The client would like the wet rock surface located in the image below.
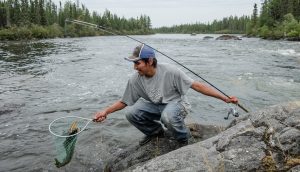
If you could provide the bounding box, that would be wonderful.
[106,101,300,171]
[216,35,242,40]
[105,121,223,172]
[203,36,214,40]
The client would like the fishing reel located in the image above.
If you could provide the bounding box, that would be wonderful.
[224,105,239,120]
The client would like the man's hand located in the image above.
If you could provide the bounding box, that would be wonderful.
[93,110,108,122]
[224,96,238,104]
[191,82,239,104]
[92,101,127,123]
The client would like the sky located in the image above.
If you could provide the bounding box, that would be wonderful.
[56,0,262,27]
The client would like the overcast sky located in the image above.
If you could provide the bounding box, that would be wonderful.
[56,0,262,27]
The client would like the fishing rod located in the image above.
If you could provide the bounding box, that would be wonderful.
[65,19,249,114]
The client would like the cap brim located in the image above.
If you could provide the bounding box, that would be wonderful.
[124,56,141,62]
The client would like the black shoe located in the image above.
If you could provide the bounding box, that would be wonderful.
[177,139,188,148]
[139,130,165,146]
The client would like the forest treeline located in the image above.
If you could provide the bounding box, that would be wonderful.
[0,0,153,40]
[155,0,300,40]
[153,16,250,34]
[247,0,300,40]
[0,0,299,40]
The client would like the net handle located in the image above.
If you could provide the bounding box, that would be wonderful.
[48,116,93,138]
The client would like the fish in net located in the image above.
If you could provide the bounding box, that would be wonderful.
[49,116,93,168]
[54,121,79,168]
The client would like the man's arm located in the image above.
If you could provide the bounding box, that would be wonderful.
[191,81,238,103]
[93,100,127,122]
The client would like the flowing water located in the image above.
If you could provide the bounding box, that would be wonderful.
[0,34,300,171]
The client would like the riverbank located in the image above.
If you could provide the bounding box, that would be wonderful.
[109,101,300,171]
[244,34,300,42]
[1,27,298,42]
[0,24,154,41]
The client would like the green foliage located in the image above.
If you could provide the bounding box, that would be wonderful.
[0,28,16,40]
[154,15,250,34]
[30,24,49,38]
[0,6,7,27]
[252,3,258,27]
[259,25,272,38]
[287,30,299,37]
[249,0,300,40]
[0,26,33,40]
[281,13,300,37]
[273,28,284,39]
[46,24,64,38]
[63,24,77,37]
[247,3,259,36]
[0,24,64,40]
[16,26,33,39]
[0,0,152,40]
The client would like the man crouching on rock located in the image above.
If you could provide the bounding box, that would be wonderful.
[93,44,238,146]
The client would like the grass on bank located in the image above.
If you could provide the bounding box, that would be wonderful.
[0,24,64,40]
[0,24,154,40]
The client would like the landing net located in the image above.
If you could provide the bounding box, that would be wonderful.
[49,116,92,168]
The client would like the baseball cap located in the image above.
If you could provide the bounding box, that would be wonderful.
[124,44,155,62]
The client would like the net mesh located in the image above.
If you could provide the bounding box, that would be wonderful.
[54,131,78,168]
[50,117,91,168]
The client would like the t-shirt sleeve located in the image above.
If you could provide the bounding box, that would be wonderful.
[121,80,140,106]
[174,69,194,95]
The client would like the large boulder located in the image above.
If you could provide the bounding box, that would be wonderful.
[105,121,223,171]
[107,101,300,171]
[216,35,242,40]
[203,36,214,40]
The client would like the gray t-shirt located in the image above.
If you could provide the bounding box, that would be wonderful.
[121,63,194,109]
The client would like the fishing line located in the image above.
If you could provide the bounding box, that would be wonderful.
[65,19,249,113]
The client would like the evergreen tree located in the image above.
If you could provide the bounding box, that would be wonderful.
[39,0,47,25]
[20,0,30,25]
[0,0,153,39]
[252,3,258,27]
[250,0,300,39]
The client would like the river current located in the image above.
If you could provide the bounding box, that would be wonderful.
[0,34,300,171]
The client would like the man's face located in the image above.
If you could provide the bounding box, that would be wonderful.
[133,59,150,76]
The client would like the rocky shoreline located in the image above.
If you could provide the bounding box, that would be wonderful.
[106,101,300,171]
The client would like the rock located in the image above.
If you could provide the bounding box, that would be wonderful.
[110,101,300,172]
[289,165,300,172]
[216,35,242,40]
[203,36,214,40]
[277,127,300,155]
[186,123,223,140]
[105,116,224,171]
[285,37,300,41]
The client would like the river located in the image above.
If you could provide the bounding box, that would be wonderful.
[0,34,300,171]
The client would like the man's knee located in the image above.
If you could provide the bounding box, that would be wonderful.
[160,112,170,125]
[125,108,136,122]
[125,106,143,122]
[161,111,182,128]
[161,111,188,140]
[162,105,183,120]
